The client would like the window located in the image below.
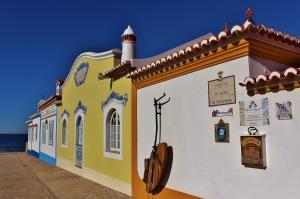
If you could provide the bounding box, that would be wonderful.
[76,116,83,146]
[74,102,86,168]
[42,122,46,144]
[74,108,85,168]
[62,119,67,146]
[31,128,34,142]
[103,103,123,160]
[61,111,69,147]
[107,109,120,153]
[102,93,126,160]
[49,120,54,146]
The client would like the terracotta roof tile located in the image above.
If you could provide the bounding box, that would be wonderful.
[127,19,300,79]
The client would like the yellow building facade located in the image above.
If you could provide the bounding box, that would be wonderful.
[57,26,135,194]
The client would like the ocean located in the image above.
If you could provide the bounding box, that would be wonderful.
[0,134,27,152]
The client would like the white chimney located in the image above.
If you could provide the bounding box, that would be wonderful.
[121,25,136,62]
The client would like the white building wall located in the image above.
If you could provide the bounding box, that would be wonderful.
[40,105,57,158]
[137,56,300,199]
[31,117,40,153]
[27,125,32,151]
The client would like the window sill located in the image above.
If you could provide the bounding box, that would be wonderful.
[61,144,68,148]
[104,151,122,160]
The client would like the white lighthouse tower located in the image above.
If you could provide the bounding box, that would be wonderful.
[121,25,136,62]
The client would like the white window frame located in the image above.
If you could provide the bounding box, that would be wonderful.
[103,99,123,160]
[61,113,69,147]
[74,109,85,168]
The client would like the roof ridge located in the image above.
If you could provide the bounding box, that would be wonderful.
[127,19,300,79]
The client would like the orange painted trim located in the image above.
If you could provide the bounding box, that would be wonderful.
[134,40,250,89]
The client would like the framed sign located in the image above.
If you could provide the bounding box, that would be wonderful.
[239,98,269,126]
[215,119,230,143]
[241,135,266,169]
[275,101,292,120]
[208,75,236,107]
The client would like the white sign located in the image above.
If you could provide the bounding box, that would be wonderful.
[240,98,269,126]
[276,101,292,120]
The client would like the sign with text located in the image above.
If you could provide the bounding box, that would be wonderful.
[239,98,269,126]
[241,135,266,169]
[208,75,236,107]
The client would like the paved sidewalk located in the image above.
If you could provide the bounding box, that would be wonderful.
[0,152,131,199]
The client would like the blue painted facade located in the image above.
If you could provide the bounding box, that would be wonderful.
[39,152,56,166]
[28,149,39,158]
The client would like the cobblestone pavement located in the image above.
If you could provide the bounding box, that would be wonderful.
[0,152,132,199]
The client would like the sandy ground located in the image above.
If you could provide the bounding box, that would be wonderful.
[0,152,131,199]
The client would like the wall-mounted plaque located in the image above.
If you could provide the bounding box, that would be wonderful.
[215,119,230,143]
[74,62,89,87]
[212,108,233,117]
[241,135,266,169]
[275,101,292,120]
[208,75,236,107]
[239,98,269,126]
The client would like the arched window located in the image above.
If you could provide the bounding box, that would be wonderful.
[102,92,127,160]
[107,109,120,153]
[76,116,83,146]
[74,102,86,168]
[62,119,67,146]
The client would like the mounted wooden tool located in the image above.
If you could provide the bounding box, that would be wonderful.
[143,93,173,195]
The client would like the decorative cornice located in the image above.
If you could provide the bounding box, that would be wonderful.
[101,91,128,110]
[74,101,87,114]
[61,109,70,118]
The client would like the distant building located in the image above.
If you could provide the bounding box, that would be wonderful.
[37,80,63,166]
[27,112,40,157]
[26,119,33,152]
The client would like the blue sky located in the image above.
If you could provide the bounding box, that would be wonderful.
[0,0,299,133]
